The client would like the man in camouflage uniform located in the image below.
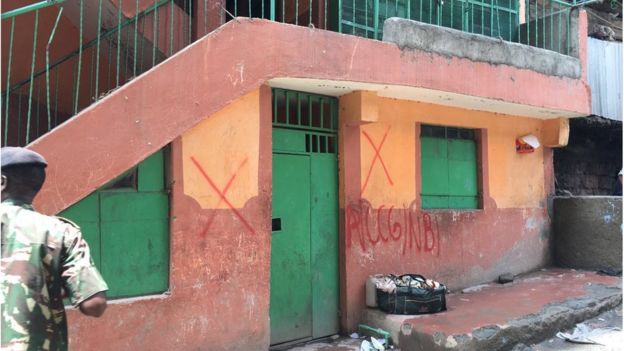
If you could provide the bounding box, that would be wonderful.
[1,147,108,350]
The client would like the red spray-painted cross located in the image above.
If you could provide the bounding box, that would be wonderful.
[190,156,256,237]
[361,126,394,195]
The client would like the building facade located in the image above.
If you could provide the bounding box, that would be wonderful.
[1,0,592,349]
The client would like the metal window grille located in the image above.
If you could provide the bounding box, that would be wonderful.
[272,89,338,134]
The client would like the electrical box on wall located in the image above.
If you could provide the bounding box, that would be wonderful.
[516,134,540,153]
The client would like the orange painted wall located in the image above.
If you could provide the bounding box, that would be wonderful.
[340,93,557,331]
[181,91,260,209]
[359,98,548,209]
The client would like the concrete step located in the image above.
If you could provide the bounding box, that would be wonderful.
[362,268,622,351]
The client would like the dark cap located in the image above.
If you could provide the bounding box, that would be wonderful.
[1,147,47,169]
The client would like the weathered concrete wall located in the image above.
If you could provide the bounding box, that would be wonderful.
[66,88,273,351]
[554,116,622,195]
[382,17,581,78]
[339,92,558,331]
[553,196,622,270]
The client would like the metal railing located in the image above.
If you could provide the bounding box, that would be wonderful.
[1,0,336,147]
[339,0,519,40]
[224,0,334,29]
[339,0,594,55]
[1,0,594,147]
[519,0,588,56]
[1,0,193,146]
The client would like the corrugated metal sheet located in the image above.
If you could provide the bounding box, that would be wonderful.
[587,38,622,121]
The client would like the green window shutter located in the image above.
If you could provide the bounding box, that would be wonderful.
[138,150,165,192]
[448,196,479,209]
[421,136,449,209]
[448,139,478,197]
[421,126,479,209]
[422,195,450,209]
[60,192,101,267]
[58,149,169,300]
[99,192,169,298]
[421,136,450,195]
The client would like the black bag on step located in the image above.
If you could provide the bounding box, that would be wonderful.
[376,274,447,315]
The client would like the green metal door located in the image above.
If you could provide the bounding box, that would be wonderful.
[271,89,339,345]
[310,153,339,337]
[271,153,312,344]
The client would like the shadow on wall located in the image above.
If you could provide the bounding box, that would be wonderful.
[554,116,622,196]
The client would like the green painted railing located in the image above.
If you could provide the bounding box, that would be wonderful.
[1,0,595,147]
[340,0,519,41]
[519,0,589,56]
[224,0,334,29]
[338,0,595,54]
[2,0,195,146]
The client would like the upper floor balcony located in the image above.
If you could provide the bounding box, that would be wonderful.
[2,0,592,147]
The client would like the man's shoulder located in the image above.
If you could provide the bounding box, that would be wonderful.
[54,216,80,229]
[1,202,42,222]
[1,203,80,234]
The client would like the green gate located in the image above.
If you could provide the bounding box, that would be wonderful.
[270,89,339,345]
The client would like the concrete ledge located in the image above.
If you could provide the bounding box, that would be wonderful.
[382,17,582,79]
[362,269,621,350]
[554,196,622,270]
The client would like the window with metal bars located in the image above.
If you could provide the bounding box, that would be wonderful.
[420,124,480,209]
[272,89,338,155]
[272,89,338,133]
[305,132,337,153]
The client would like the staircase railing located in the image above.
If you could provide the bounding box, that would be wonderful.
[1,0,193,147]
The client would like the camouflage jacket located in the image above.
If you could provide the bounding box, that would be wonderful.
[1,199,108,351]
